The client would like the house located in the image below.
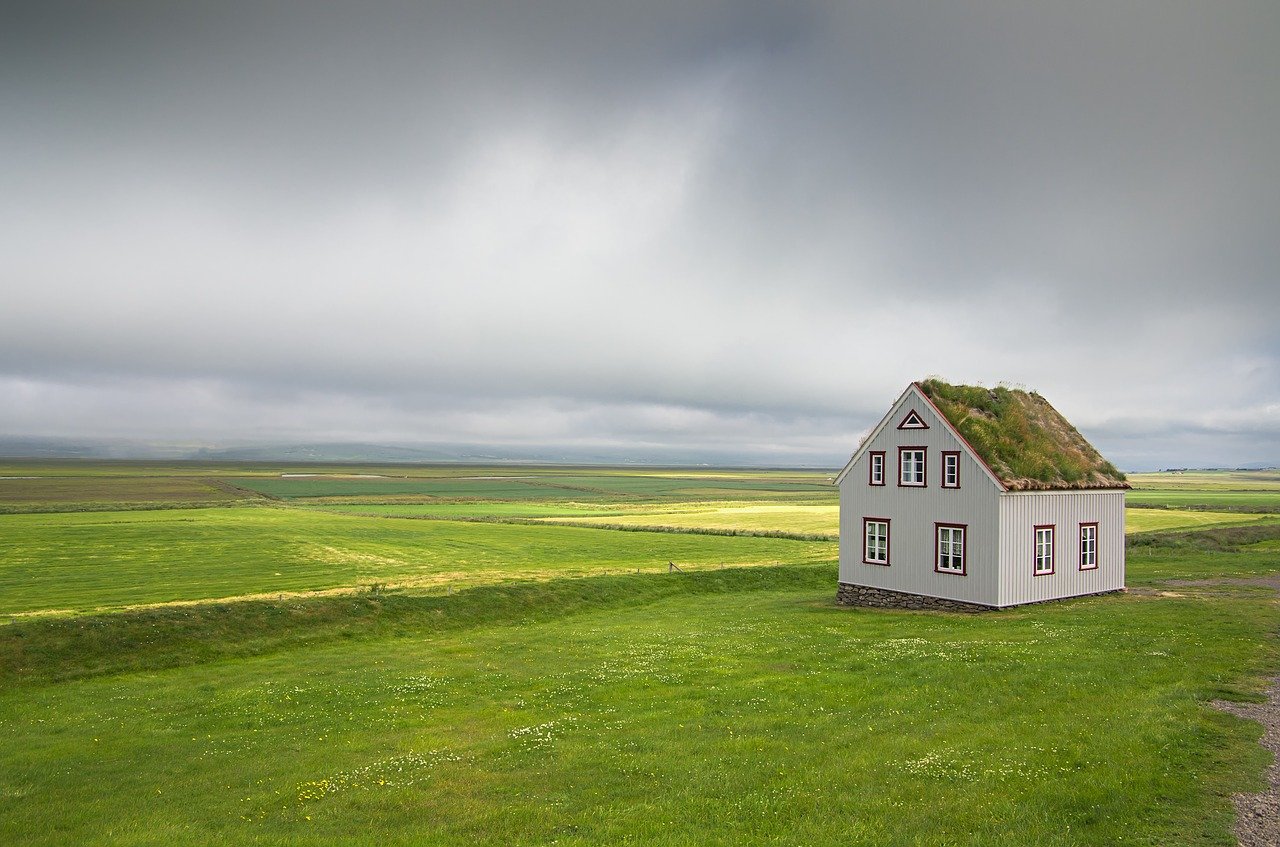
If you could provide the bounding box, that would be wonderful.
[835,380,1129,610]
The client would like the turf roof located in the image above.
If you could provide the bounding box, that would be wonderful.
[917,379,1129,491]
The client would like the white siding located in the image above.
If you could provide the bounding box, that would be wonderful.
[996,491,1126,607]
[839,389,1003,606]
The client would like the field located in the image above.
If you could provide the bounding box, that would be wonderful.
[1,462,1278,845]
[0,507,834,619]
[1128,471,1280,513]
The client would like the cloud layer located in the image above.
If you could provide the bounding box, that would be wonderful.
[3,2,1278,467]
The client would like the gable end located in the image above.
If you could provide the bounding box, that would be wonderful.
[834,383,1006,492]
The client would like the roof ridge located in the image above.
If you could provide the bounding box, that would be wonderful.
[915,379,1129,491]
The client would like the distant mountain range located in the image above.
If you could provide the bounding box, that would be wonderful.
[0,436,836,469]
[1161,462,1279,472]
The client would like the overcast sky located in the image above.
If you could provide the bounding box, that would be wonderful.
[2,2,1277,468]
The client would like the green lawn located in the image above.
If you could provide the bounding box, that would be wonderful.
[1,536,1276,846]
[1,463,1278,845]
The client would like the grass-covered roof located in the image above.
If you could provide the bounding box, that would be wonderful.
[917,379,1128,491]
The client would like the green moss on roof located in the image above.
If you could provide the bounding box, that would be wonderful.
[917,379,1128,491]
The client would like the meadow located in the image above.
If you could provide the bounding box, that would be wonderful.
[0,462,1277,845]
[1127,471,1280,513]
[0,507,834,619]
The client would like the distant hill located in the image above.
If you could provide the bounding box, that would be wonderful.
[1159,464,1280,472]
[189,442,468,463]
[0,436,836,468]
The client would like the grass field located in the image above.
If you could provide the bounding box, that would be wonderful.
[231,472,834,502]
[0,475,254,511]
[1,462,1278,845]
[1127,470,1280,513]
[1,531,1277,845]
[1124,508,1277,534]
[0,506,835,619]
[1126,489,1280,511]
[1128,470,1280,490]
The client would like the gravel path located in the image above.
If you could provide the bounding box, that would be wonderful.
[1213,680,1280,847]
[1153,574,1280,844]
[1199,572,1280,845]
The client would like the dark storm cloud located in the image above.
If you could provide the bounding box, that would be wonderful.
[2,2,1277,467]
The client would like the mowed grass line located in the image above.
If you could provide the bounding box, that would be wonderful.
[0,506,836,618]
[0,554,1275,846]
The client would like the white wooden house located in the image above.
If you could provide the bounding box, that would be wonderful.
[835,380,1128,610]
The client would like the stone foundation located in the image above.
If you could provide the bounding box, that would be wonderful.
[836,582,994,613]
[836,582,1126,612]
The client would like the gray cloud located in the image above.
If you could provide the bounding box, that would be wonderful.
[2,2,1278,468]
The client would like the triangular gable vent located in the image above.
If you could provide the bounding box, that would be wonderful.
[897,409,929,429]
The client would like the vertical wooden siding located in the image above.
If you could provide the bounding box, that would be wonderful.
[996,491,1126,606]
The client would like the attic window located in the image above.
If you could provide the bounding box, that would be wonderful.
[897,409,928,429]
[898,447,926,487]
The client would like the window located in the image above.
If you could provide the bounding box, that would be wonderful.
[935,523,966,574]
[863,518,890,565]
[898,447,926,487]
[1079,523,1098,570]
[941,451,960,488]
[1034,526,1055,575]
[897,409,929,429]
[869,451,886,486]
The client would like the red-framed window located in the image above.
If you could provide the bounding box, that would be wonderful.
[941,451,960,489]
[869,451,886,486]
[898,447,926,487]
[863,518,890,565]
[1034,525,1055,575]
[1079,522,1098,570]
[935,522,967,575]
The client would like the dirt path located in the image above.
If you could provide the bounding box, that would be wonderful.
[1213,680,1280,847]
[1193,575,1280,846]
